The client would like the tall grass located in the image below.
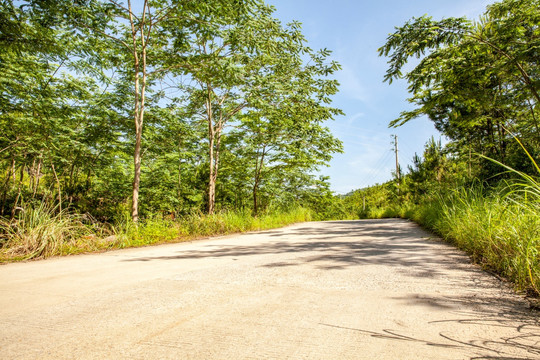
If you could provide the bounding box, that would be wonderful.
[399,172,540,296]
[0,203,101,260]
[116,207,311,248]
[433,187,537,295]
[0,206,311,262]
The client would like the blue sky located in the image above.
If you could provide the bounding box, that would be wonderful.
[266,0,494,194]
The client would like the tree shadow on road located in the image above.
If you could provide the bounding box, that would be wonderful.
[320,320,539,360]
[321,289,540,359]
[123,218,540,358]
[124,219,475,281]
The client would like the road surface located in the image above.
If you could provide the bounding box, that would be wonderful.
[1,219,539,359]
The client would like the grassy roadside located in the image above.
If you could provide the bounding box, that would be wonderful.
[362,188,540,298]
[0,206,311,263]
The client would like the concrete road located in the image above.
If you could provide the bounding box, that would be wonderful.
[1,219,539,359]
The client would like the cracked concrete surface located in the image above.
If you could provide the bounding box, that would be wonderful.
[1,219,539,359]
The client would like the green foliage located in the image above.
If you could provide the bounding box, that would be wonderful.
[0,205,312,262]
[0,0,343,224]
[172,6,343,214]
[343,182,399,219]
[300,176,350,220]
[346,150,540,296]
[379,0,540,177]
[0,0,346,261]
[408,183,539,296]
[372,0,540,295]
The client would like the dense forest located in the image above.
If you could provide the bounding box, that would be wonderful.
[0,0,538,297]
[0,0,343,221]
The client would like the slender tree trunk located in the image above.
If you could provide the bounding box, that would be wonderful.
[33,153,43,197]
[128,0,148,222]
[211,131,222,214]
[178,136,183,202]
[252,185,258,215]
[496,121,506,161]
[51,163,62,212]
[208,132,222,215]
[11,165,24,220]
[29,157,36,194]
[253,152,260,215]
[132,123,142,222]
[252,146,266,215]
[206,83,217,215]
[207,120,215,214]
[11,157,16,183]
[208,179,216,214]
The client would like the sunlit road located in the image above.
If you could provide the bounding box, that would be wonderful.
[1,219,538,359]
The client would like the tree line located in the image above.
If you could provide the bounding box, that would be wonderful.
[0,0,343,222]
[342,0,539,295]
[378,0,539,183]
[347,0,539,213]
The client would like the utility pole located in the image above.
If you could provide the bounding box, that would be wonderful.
[392,134,401,197]
[393,135,400,184]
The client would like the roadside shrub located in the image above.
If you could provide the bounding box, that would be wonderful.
[0,203,98,260]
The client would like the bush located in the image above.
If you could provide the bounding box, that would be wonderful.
[0,203,105,260]
[0,206,312,262]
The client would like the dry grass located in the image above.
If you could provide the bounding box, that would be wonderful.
[0,206,311,262]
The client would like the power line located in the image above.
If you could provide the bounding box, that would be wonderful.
[358,149,394,189]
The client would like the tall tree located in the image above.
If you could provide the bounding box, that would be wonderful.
[0,0,345,221]
[379,0,540,173]
[178,8,343,214]
[59,0,256,220]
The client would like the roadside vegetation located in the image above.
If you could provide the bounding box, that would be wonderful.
[0,1,341,261]
[343,147,540,297]
[0,205,311,262]
[1,0,538,301]
[344,0,540,297]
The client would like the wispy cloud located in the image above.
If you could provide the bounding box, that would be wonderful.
[454,0,493,18]
[347,112,365,124]
[335,65,369,102]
